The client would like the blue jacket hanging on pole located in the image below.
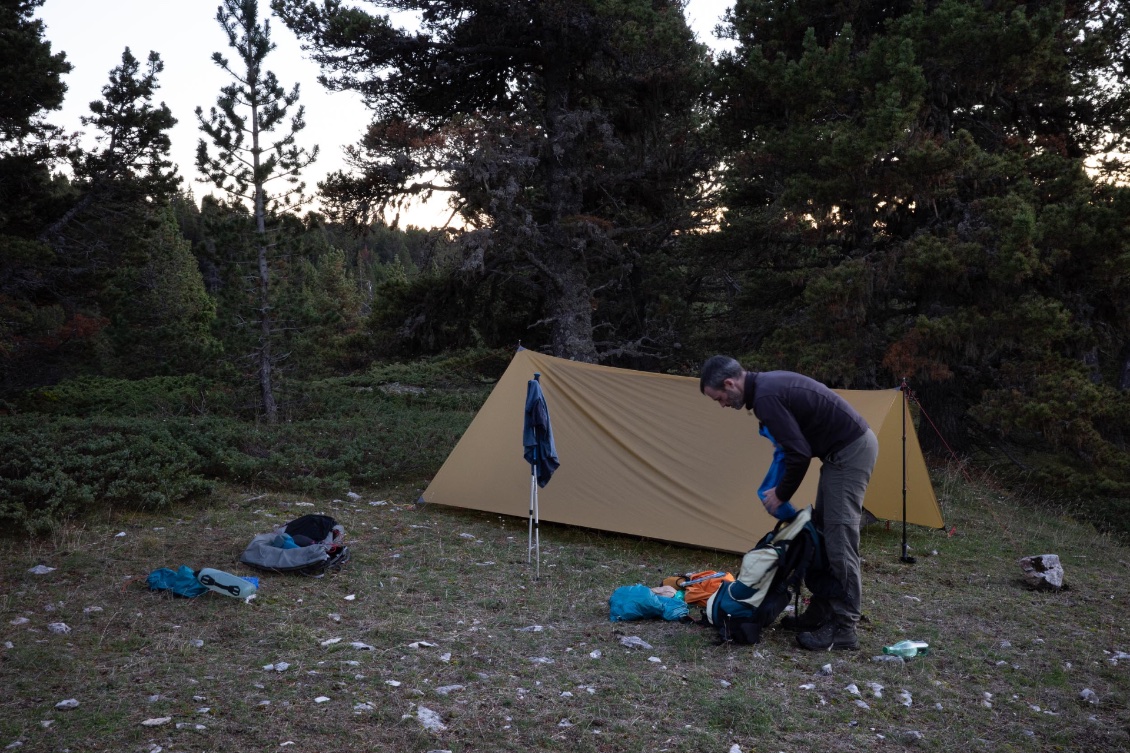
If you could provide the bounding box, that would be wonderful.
[523,376,560,487]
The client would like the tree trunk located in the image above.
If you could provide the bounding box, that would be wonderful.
[548,264,598,362]
[252,92,277,423]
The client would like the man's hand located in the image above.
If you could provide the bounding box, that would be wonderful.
[762,487,783,514]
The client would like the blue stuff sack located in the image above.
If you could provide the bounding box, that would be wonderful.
[609,584,689,622]
[147,565,209,598]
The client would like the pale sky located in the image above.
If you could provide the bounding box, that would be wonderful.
[35,0,735,228]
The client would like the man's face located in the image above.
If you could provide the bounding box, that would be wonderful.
[703,377,744,410]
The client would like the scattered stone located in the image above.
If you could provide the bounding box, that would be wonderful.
[314,696,331,703]
[47,623,70,635]
[350,642,374,651]
[54,699,79,710]
[1000,640,1012,649]
[845,684,861,696]
[557,719,573,727]
[619,636,652,649]
[589,650,602,659]
[529,657,554,665]
[409,641,438,649]
[140,717,171,727]
[346,492,361,500]
[29,565,55,575]
[1079,688,1099,705]
[515,625,544,632]
[872,655,904,664]
[819,664,833,676]
[344,594,356,601]
[385,680,401,687]
[867,682,884,698]
[854,699,870,709]
[648,656,662,663]
[729,746,743,753]
[328,613,342,622]
[902,730,925,742]
[435,685,464,696]
[898,689,913,707]
[190,640,204,648]
[264,662,290,672]
[439,652,452,663]
[83,606,103,614]
[408,705,446,733]
[115,532,126,538]
[799,683,816,691]
[9,617,28,626]
[720,680,731,688]
[1018,554,1064,590]
[320,637,342,647]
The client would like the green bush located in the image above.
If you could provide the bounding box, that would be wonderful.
[0,417,213,535]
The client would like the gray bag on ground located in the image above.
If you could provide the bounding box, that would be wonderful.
[239,514,350,575]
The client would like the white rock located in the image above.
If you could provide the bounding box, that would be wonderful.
[115,532,126,538]
[459,533,476,539]
[530,657,554,665]
[386,680,402,687]
[648,656,662,663]
[729,746,743,753]
[47,623,70,635]
[82,606,103,614]
[54,699,79,710]
[558,719,573,727]
[320,637,342,647]
[819,663,833,676]
[354,702,375,712]
[589,650,602,659]
[10,617,28,626]
[350,642,374,650]
[347,492,361,499]
[1018,554,1064,590]
[140,717,171,726]
[344,594,356,601]
[867,682,884,698]
[411,705,446,732]
[845,684,860,696]
[898,690,912,707]
[439,652,451,662]
[435,685,464,695]
[409,641,438,649]
[369,500,388,506]
[855,699,871,709]
[515,625,544,632]
[314,696,331,703]
[28,566,55,575]
[872,655,904,664]
[1080,688,1099,704]
[799,683,816,690]
[328,613,342,622]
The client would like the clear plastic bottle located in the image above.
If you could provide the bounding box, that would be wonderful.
[882,639,930,658]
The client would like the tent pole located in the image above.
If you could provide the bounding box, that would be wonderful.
[900,377,916,564]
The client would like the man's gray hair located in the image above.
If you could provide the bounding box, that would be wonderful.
[699,355,743,393]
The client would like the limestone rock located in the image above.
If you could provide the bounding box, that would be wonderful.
[1018,554,1064,590]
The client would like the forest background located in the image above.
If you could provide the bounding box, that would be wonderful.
[1,0,1129,537]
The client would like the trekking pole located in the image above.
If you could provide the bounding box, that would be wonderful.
[900,377,916,564]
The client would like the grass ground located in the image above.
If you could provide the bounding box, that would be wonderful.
[1,468,1127,753]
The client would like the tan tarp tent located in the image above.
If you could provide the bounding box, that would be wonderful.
[422,349,944,554]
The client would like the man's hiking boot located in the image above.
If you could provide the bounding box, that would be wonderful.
[797,619,858,651]
[780,599,831,631]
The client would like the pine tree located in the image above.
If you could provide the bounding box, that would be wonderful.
[196,0,318,422]
[711,0,1130,499]
[273,0,711,363]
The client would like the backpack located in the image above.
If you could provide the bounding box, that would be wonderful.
[239,514,351,575]
[702,506,841,645]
